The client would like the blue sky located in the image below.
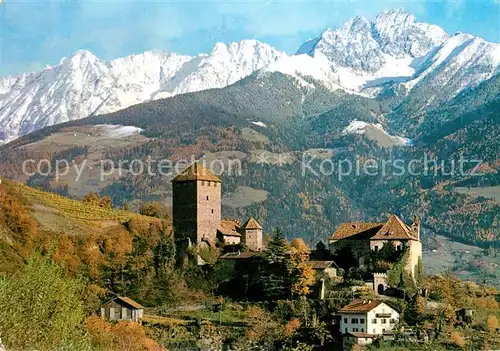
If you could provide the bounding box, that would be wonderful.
[0,0,499,76]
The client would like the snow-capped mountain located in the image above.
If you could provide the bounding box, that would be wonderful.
[1,8,499,143]
[0,40,285,142]
[295,8,499,95]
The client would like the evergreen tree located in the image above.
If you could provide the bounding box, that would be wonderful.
[260,228,290,300]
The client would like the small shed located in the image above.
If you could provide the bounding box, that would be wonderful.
[306,260,338,278]
[100,296,144,322]
[456,308,474,323]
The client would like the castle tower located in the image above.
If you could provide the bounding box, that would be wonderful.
[241,217,263,251]
[171,162,221,245]
[411,215,420,240]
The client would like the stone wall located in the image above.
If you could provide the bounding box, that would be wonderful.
[172,181,198,244]
[172,179,221,244]
[242,228,262,251]
[196,180,221,243]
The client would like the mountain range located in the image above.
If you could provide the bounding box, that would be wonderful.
[0,8,498,265]
[1,8,499,143]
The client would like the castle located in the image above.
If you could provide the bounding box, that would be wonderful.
[171,162,263,254]
[328,214,423,281]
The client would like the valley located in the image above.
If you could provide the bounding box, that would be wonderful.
[0,6,498,350]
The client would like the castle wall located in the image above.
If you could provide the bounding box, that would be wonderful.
[224,235,241,245]
[243,228,263,251]
[196,180,221,243]
[172,181,198,244]
[406,240,422,278]
[373,273,388,294]
[329,239,370,263]
[370,240,404,251]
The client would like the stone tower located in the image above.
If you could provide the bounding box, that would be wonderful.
[241,217,263,251]
[171,162,221,245]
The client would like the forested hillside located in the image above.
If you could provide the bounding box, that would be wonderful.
[0,72,498,250]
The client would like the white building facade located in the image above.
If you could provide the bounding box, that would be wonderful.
[339,300,399,338]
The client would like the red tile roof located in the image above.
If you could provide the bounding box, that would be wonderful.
[329,222,383,240]
[339,299,385,313]
[329,215,418,241]
[241,217,262,230]
[218,219,241,237]
[172,162,221,182]
[370,214,417,241]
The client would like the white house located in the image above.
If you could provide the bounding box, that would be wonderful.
[339,299,400,347]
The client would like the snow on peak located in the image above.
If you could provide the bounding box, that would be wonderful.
[0,10,497,144]
[261,54,340,90]
[298,8,449,73]
[0,40,285,142]
[342,120,412,146]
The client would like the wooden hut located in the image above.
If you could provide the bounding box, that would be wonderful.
[100,296,144,322]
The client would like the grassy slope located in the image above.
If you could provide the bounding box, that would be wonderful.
[0,178,172,275]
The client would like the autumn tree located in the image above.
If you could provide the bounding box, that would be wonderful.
[82,190,100,206]
[99,196,112,209]
[290,238,315,297]
[290,238,310,266]
[451,331,466,349]
[487,314,498,333]
[86,316,162,351]
[291,263,316,297]
[139,201,169,219]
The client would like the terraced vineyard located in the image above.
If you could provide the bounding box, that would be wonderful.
[9,181,132,220]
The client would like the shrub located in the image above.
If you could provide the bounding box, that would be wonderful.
[0,253,89,350]
[451,331,465,349]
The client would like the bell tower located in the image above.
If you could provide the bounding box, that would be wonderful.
[171,162,221,245]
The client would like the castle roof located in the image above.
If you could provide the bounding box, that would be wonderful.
[218,219,241,237]
[241,216,262,230]
[330,222,384,240]
[329,214,418,241]
[370,214,417,241]
[171,162,221,182]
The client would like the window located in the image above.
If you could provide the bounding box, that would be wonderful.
[382,319,387,324]
[374,246,379,251]
[353,328,358,332]
[351,318,358,324]
[360,319,365,324]
[361,328,364,332]
[345,328,348,333]
[206,196,209,200]
[201,181,205,186]
[344,318,348,324]
[373,329,376,334]
[211,209,214,214]
[207,181,211,186]
[390,319,396,324]
[214,182,217,187]
[372,319,377,324]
